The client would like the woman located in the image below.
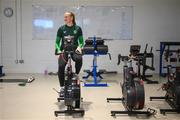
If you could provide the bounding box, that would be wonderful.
[55,12,84,96]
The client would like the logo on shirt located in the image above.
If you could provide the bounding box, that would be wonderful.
[73,30,77,34]
[63,31,66,34]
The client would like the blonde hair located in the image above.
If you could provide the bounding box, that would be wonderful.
[65,11,76,25]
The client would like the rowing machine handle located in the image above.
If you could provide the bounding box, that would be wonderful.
[150,47,153,53]
[144,44,148,53]
[107,53,112,60]
[117,54,121,65]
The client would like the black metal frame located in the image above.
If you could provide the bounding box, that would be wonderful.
[0,66,5,77]
[107,98,155,117]
[54,105,85,117]
[150,96,180,114]
[150,50,180,115]
[137,45,158,84]
[55,97,84,116]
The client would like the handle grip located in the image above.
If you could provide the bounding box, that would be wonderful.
[117,54,122,65]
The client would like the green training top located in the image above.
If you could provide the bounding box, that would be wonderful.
[55,24,84,55]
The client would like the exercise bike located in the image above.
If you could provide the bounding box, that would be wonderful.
[150,48,180,115]
[54,36,85,117]
[107,46,156,117]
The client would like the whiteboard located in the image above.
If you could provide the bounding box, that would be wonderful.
[32,5,133,40]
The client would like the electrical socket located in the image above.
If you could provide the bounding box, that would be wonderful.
[15,60,19,64]
[19,60,24,64]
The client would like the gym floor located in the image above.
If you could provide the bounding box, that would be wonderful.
[0,73,180,120]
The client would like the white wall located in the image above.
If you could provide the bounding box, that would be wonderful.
[0,0,2,65]
[178,0,180,36]
[0,0,180,73]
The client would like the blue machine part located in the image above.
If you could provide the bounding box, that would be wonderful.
[83,36,108,87]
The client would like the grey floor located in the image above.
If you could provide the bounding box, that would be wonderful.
[0,73,180,120]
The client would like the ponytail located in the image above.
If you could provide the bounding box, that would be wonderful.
[71,12,76,25]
